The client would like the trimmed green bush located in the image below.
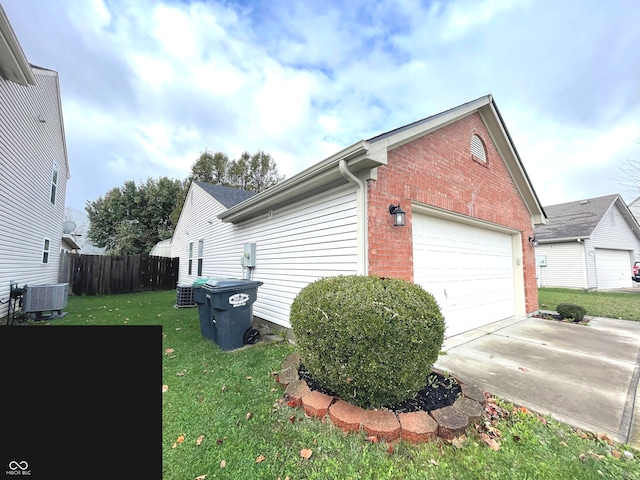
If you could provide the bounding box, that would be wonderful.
[290,275,445,409]
[556,303,587,322]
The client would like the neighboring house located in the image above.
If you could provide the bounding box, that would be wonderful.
[171,95,547,337]
[61,234,81,253]
[630,196,640,224]
[534,194,640,290]
[0,6,70,320]
[149,238,173,257]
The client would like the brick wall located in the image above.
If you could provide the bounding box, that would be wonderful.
[367,112,539,314]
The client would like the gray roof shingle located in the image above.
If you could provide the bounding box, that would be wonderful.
[534,194,619,241]
[194,181,256,209]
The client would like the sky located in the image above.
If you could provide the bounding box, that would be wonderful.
[4,0,640,225]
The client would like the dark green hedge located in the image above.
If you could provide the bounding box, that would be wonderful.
[290,275,445,409]
[556,303,587,322]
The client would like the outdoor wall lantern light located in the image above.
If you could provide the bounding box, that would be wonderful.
[528,235,539,248]
[389,204,406,227]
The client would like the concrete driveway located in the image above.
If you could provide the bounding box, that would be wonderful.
[434,315,640,446]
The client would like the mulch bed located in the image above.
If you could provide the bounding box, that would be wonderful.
[298,364,462,413]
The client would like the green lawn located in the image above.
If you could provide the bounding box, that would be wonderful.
[538,288,640,321]
[39,290,640,479]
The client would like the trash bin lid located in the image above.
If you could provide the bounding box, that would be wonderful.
[192,277,211,287]
[202,279,263,291]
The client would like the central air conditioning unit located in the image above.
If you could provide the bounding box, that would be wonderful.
[22,283,69,319]
[175,283,196,308]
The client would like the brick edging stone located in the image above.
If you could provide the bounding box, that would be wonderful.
[277,353,488,444]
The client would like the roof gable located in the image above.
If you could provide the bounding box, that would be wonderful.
[218,95,546,225]
[535,194,640,241]
[194,181,256,209]
[0,5,35,85]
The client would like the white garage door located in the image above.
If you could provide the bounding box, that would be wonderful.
[595,249,631,289]
[413,214,516,337]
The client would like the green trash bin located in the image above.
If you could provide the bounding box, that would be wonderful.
[201,279,263,351]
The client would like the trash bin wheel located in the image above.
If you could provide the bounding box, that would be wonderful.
[243,328,260,345]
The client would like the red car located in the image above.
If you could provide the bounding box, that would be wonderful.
[633,261,640,282]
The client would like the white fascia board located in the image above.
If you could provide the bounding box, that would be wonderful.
[479,101,547,226]
[613,196,640,241]
[218,140,383,223]
[367,95,492,155]
[0,6,36,85]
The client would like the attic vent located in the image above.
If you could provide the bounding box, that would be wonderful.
[579,200,589,205]
[470,134,486,162]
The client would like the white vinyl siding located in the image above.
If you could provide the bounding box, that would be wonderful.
[536,242,587,289]
[0,68,69,320]
[171,183,358,327]
[412,213,517,337]
[585,203,640,289]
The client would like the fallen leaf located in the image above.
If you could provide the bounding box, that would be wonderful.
[171,443,177,449]
[196,435,204,446]
[579,453,587,462]
[612,450,621,458]
[387,445,394,455]
[176,371,185,377]
[289,415,296,424]
[366,435,379,443]
[575,428,589,440]
[162,385,169,393]
[196,475,207,480]
[518,406,529,414]
[221,385,227,392]
[220,460,226,468]
[287,400,298,408]
[597,433,613,445]
[429,459,439,466]
[216,437,227,445]
[176,434,185,443]
[165,348,175,355]
[256,454,266,463]
[300,448,313,459]
[246,376,253,380]
[246,412,252,420]
[451,435,466,449]
[589,451,605,461]
[481,433,500,451]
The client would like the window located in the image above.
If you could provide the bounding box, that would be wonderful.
[470,134,487,163]
[50,163,59,204]
[197,239,204,276]
[188,242,193,275]
[42,238,51,263]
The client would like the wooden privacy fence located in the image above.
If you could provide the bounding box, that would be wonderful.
[59,252,179,296]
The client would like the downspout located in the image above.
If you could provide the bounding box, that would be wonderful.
[339,159,367,275]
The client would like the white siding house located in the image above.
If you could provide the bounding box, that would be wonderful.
[630,196,640,224]
[0,6,70,320]
[172,95,547,336]
[172,181,358,326]
[535,194,640,290]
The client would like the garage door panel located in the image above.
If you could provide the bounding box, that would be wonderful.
[595,249,631,289]
[413,214,516,337]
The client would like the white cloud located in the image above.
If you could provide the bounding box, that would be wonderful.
[3,0,640,210]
